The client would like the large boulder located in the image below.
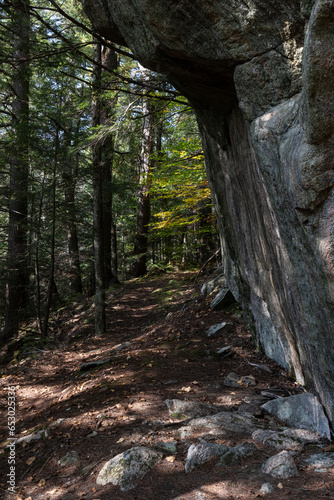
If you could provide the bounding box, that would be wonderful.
[261,393,331,439]
[178,410,267,439]
[83,0,334,429]
[96,446,163,490]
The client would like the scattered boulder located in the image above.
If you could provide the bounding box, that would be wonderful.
[260,482,275,494]
[165,399,223,419]
[223,372,256,388]
[216,346,232,356]
[13,419,68,446]
[14,429,48,445]
[155,441,178,454]
[262,450,299,478]
[58,450,80,467]
[247,361,273,373]
[185,442,230,473]
[303,452,334,469]
[200,270,226,297]
[217,441,257,466]
[210,288,236,311]
[96,446,163,490]
[238,396,267,416]
[86,431,97,438]
[253,428,322,452]
[261,393,331,439]
[207,322,232,339]
[179,411,266,439]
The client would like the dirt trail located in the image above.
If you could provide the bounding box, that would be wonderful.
[1,272,333,499]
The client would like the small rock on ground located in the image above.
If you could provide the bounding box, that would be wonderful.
[165,399,222,419]
[262,450,299,478]
[96,446,163,491]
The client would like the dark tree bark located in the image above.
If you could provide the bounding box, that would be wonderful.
[63,135,83,295]
[92,40,106,335]
[33,171,46,335]
[3,0,30,342]
[42,125,59,337]
[101,46,119,286]
[132,72,154,277]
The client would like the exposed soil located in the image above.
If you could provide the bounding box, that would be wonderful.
[1,270,334,499]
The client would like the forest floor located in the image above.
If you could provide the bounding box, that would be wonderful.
[1,270,334,500]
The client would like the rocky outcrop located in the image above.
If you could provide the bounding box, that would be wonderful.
[83,0,334,428]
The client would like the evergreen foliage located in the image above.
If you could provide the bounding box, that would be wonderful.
[0,0,217,340]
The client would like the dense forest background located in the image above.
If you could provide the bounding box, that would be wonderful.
[0,0,218,341]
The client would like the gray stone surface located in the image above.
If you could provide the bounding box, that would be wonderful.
[262,450,299,478]
[83,0,334,428]
[14,429,48,445]
[260,482,275,494]
[96,446,163,490]
[253,427,322,451]
[179,411,266,439]
[224,372,256,388]
[155,441,177,454]
[234,42,303,121]
[185,442,230,473]
[261,393,331,439]
[303,452,334,469]
[217,442,257,466]
[216,346,232,356]
[201,272,226,296]
[58,451,80,467]
[165,399,222,419]
[207,322,231,338]
[210,289,236,311]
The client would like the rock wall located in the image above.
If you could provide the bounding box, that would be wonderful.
[83,0,334,428]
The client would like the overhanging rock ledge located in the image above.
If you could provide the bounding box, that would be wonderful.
[82,0,334,430]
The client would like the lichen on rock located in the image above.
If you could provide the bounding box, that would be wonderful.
[96,446,163,490]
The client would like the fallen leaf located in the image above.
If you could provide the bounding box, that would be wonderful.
[26,457,35,466]
[38,478,46,487]
[117,437,125,443]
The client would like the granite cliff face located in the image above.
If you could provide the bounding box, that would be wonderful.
[83,0,334,428]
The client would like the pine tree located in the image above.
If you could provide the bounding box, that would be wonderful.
[3,0,30,341]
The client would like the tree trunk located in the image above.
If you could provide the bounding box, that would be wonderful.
[33,171,46,335]
[63,145,83,295]
[92,40,106,335]
[132,73,154,277]
[42,125,58,337]
[101,47,119,286]
[3,0,30,342]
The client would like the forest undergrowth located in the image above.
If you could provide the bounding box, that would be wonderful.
[0,270,332,500]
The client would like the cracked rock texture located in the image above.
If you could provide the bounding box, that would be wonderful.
[83,0,334,428]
